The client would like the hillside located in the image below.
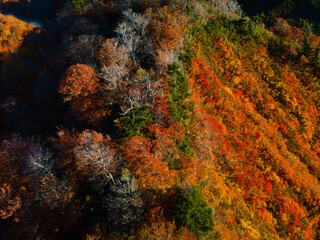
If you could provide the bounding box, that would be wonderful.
[0,0,320,239]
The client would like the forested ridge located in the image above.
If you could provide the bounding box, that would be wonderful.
[0,0,320,239]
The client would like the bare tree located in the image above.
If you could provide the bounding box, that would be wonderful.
[99,9,158,113]
[100,169,143,233]
[66,35,104,70]
[115,21,140,60]
[26,147,73,207]
[99,38,131,89]
[123,9,150,37]
[73,131,122,188]
[27,148,55,179]
[155,48,179,68]
[210,0,242,16]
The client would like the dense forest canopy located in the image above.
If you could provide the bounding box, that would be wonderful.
[0,0,320,239]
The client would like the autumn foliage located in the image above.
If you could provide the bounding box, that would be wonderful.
[0,13,34,59]
[59,64,111,125]
[1,0,320,239]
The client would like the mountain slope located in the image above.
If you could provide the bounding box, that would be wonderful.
[0,0,319,239]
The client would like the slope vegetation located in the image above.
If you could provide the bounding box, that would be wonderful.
[0,0,319,239]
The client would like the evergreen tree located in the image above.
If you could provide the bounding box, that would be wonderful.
[302,38,313,59]
[116,104,153,138]
[168,62,194,123]
[175,186,214,238]
[313,43,320,68]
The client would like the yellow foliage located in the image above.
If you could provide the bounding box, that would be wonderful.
[0,13,35,58]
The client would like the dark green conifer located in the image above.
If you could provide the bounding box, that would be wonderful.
[313,43,320,68]
[175,186,214,238]
[302,39,313,59]
[168,62,194,123]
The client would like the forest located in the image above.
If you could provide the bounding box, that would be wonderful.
[0,0,320,239]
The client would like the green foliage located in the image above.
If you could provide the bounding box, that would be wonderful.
[168,62,194,124]
[267,36,286,58]
[251,13,266,24]
[72,0,87,9]
[186,3,192,15]
[203,16,235,39]
[302,38,312,58]
[175,185,214,238]
[178,135,195,158]
[234,17,255,36]
[116,104,153,138]
[167,134,196,171]
[270,0,295,18]
[71,0,104,13]
[298,18,312,37]
[312,43,320,68]
[198,15,268,45]
[180,42,196,66]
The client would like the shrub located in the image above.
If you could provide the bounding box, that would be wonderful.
[116,103,153,138]
[168,62,194,124]
[175,185,214,238]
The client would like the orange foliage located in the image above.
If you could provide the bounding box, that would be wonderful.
[140,189,196,240]
[70,94,110,126]
[272,18,304,44]
[55,129,119,184]
[59,64,99,101]
[310,34,320,48]
[98,38,132,87]
[147,6,187,66]
[121,136,176,190]
[148,6,187,51]
[145,221,195,240]
[179,17,320,238]
[0,183,21,220]
[59,64,110,125]
[2,3,320,239]
[0,13,34,58]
